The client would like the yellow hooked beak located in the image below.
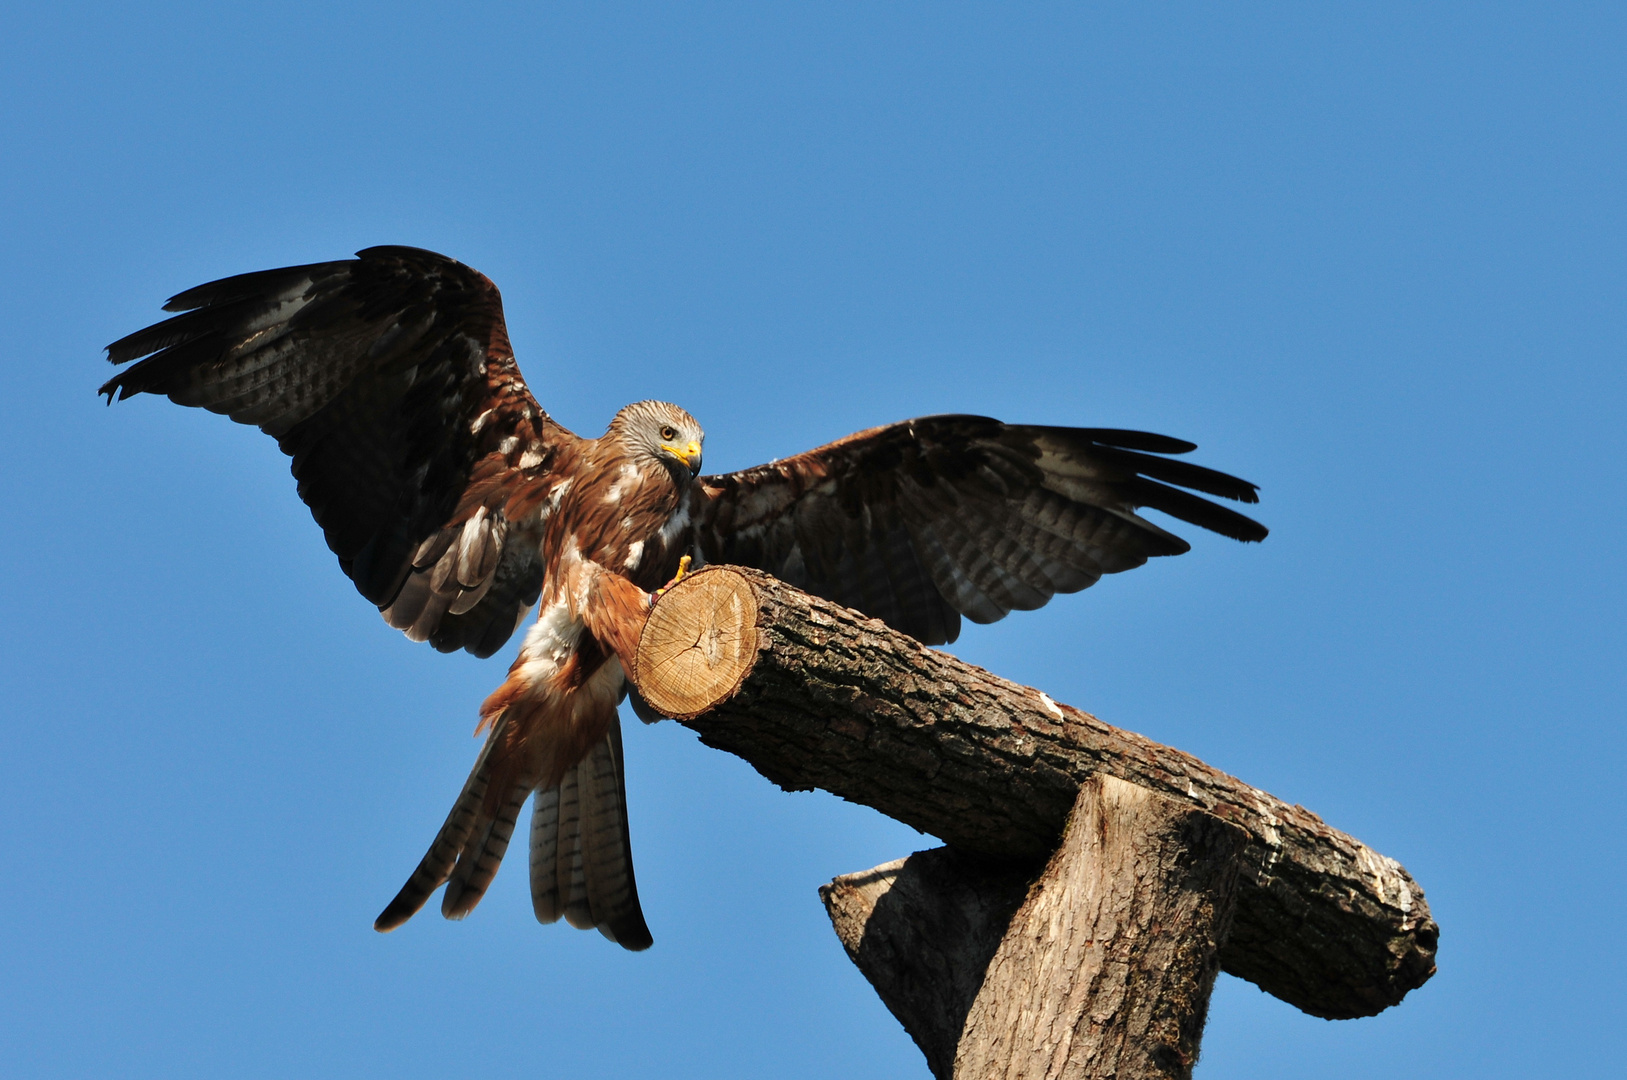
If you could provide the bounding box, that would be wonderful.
[663,440,703,474]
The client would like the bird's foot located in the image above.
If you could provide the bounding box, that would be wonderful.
[650,555,692,606]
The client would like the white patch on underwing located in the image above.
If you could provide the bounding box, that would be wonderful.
[460,336,486,375]
[498,436,520,455]
[623,540,644,570]
[518,448,544,470]
[469,407,495,434]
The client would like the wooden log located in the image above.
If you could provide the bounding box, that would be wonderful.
[633,566,1438,1020]
[823,776,1249,1080]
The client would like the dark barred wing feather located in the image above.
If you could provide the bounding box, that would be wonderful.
[101,246,573,657]
[693,415,1266,646]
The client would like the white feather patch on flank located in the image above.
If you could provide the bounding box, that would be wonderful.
[498,435,520,455]
[517,448,544,470]
[602,461,640,504]
[469,407,496,434]
[517,599,583,681]
[623,540,644,570]
[516,541,589,681]
[549,479,573,510]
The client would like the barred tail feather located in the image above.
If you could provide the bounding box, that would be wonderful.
[530,765,583,925]
[441,776,532,920]
[530,716,653,950]
[374,716,504,932]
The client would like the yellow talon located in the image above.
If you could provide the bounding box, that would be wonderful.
[649,555,693,609]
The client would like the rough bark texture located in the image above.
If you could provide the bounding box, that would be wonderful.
[955,775,1246,1079]
[634,567,1438,1020]
[823,777,1247,1080]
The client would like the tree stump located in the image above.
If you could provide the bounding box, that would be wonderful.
[954,776,1246,1079]
[823,775,1248,1080]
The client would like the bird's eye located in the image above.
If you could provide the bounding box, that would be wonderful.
[660,425,677,441]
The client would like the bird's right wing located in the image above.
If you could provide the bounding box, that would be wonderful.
[101,246,576,657]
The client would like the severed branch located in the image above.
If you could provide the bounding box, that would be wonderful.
[630,566,1438,1022]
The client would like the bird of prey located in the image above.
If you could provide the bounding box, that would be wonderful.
[101,246,1267,951]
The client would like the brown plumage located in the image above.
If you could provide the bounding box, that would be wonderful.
[102,246,1268,950]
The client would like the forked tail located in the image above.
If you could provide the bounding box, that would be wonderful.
[374,712,652,950]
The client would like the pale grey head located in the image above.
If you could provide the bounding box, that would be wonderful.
[606,400,705,480]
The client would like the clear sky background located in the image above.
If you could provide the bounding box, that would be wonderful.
[2,4,1622,1077]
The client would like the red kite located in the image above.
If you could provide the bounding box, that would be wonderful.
[102,246,1267,950]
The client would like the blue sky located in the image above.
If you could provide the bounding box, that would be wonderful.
[2,3,1622,1077]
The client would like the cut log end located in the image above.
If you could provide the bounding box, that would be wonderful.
[636,567,761,719]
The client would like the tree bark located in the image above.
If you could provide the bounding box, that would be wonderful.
[634,566,1437,1021]
[823,776,1248,1080]
[962,774,1244,1078]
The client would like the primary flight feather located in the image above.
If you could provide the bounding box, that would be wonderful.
[102,245,1267,949]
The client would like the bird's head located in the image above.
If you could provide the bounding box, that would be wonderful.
[609,400,705,479]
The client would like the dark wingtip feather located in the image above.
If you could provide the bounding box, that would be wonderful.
[1094,445,1262,505]
[1126,477,1270,543]
[354,244,453,262]
[159,259,338,313]
[1074,428,1198,455]
[104,316,186,364]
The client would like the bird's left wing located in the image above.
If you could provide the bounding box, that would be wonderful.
[691,415,1267,646]
[102,246,576,657]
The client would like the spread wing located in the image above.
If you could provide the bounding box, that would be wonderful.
[692,415,1268,646]
[101,246,576,658]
